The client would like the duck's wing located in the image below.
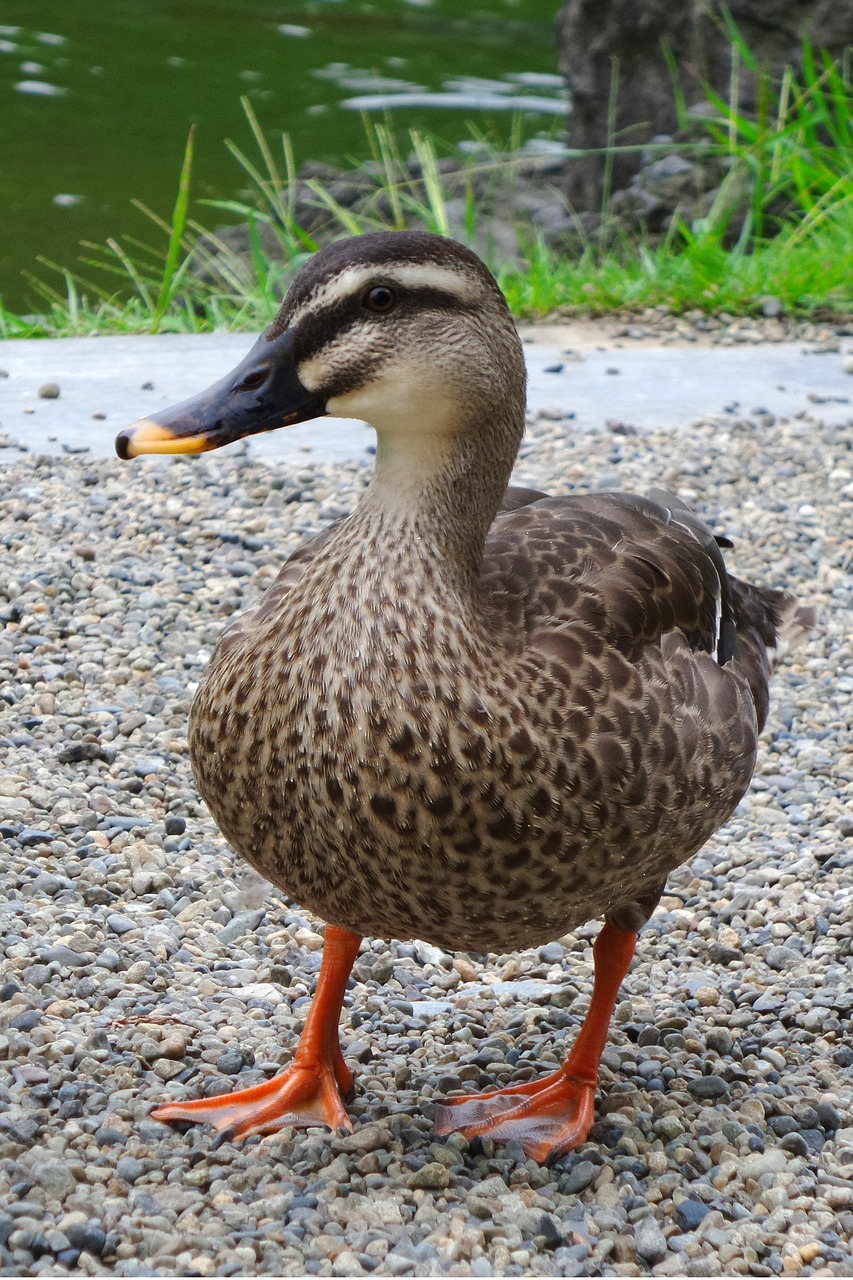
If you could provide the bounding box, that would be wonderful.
[482,489,813,936]
[500,484,549,513]
[483,489,806,727]
[485,490,728,652]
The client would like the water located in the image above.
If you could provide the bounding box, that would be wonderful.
[0,1,563,311]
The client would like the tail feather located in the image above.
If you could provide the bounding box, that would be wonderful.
[769,593,818,661]
[644,489,816,727]
[729,580,816,730]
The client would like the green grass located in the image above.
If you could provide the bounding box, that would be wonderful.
[502,216,853,318]
[1,26,851,339]
[685,19,853,247]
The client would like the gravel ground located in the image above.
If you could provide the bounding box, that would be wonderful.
[580,312,853,349]
[1,387,852,1278]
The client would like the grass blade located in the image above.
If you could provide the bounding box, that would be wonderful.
[105,238,154,311]
[409,131,450,236]
[304,180,365,236]
[150,125,195,332]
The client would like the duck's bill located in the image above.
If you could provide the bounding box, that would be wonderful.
[115,330,325,460]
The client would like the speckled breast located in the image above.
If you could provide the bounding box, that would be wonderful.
[186,603,756,954]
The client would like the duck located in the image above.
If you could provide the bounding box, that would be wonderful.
[115,230,811,1163]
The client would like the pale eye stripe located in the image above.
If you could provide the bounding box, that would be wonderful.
[287,261,479,327]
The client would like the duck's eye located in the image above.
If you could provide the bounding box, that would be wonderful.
[363,285,397,314]
[237,369,269,392]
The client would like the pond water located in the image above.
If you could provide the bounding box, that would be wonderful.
[1,1,564,311]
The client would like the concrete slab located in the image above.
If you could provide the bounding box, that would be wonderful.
[0,327,850,465]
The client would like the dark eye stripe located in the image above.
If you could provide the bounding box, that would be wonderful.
[291,285,472,364]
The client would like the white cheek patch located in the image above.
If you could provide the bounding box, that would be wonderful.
[326,366,457,438]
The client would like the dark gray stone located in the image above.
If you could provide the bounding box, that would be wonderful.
[709,944,744,965]
[753,993,785,1013]
[779,1132,809,1156]
[218,909,265,945]
[675,1199,711,1232]
[535,1213,563,1249]
[66,1224,106,1256]
[705,1027,733,1056]
[39,945,91,968]
[216,1049,247,1075]
[561,1159,597,1194]
[17,828,54,848]
[687,1075,730,1102]
[106,914,136,935]
[801,1128,825,1153]
[102,815,151,832]
[766,945,800,971]
[816,1100,843,1131]
[56,742,114,765]
[770,1116,800,1137]
[28,873,64,896]
[115,1156,144,1184]
[10,1009,41,1031]
[94,1127,126,1147]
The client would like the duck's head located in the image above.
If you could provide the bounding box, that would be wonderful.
[115,231,525,463]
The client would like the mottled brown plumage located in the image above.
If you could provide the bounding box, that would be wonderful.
[117,231,811,1158]
[189,485,779,952]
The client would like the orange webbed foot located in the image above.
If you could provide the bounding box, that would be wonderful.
[434,921,638,1165]
[152,924,362,1142]
[433,1067,595,1164]
[152,1056,354,1140]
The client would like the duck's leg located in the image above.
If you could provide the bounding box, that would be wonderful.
[151,925,362,1140]
[433,922,636,1164]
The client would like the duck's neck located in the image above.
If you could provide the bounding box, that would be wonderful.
[353,401,524,595]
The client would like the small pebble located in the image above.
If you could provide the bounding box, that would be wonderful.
[408,1162,450,1190]
[766,944,801,971]
[635,1216,668,1264]
[561,1160,596,1194]
[675,1199,710,1232]
[687,1075,730,1102]
[159,1032,188,1060]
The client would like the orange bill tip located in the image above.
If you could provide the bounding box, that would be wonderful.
[116,419,212,459]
